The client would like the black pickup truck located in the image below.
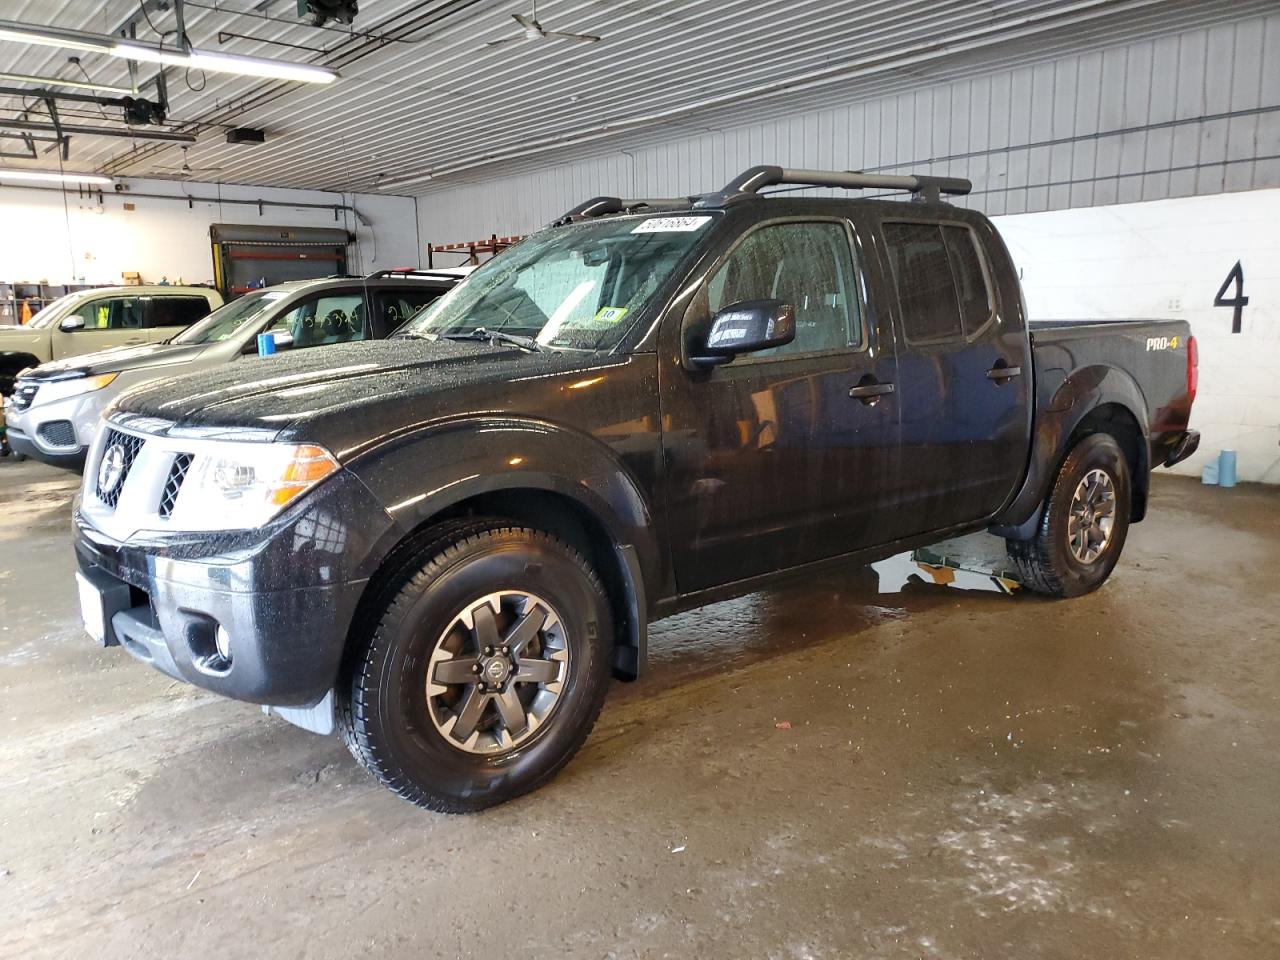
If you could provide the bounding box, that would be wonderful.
[73,166,1199,812]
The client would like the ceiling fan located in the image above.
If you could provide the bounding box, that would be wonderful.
[153,145,223,181]
[487,1,601,46]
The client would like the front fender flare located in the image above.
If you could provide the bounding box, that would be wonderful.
[345,415,662,608]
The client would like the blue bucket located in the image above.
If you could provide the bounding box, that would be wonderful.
[1218,449,1237,488]
[257,332,277,357]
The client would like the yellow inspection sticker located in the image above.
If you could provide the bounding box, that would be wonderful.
[594,306,629,324]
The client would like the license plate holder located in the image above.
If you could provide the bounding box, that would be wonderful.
[76,568,131,647]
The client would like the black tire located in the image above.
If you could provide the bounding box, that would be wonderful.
[339,520,613,813]
[1007,433,1132,598]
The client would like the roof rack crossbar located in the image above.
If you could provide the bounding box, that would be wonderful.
[550,195,699,226]
[712,165,972,204]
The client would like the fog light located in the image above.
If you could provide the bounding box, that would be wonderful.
[215,625,232,661]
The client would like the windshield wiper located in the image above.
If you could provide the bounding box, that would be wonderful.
[438,327,545,352]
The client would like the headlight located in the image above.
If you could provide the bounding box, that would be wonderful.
[30,372,118,405]
[166,441,340,531]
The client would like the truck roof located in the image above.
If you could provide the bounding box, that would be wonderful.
[550,164,973,227]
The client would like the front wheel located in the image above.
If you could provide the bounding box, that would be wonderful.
[340,521,613,813]
[1007,433,1132,598]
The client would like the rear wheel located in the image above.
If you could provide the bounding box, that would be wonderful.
[1007,433,1131,598]
[340,521,612,812]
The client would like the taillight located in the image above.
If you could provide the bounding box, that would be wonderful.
[1186,335,1198,405]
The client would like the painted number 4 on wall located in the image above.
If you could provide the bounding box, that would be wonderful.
[1213,260,1249,334]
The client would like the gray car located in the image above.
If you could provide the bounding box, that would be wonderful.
[5,272,464,468]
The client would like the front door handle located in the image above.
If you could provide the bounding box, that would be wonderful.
[986,362,1022,383]
[848,378,895,405]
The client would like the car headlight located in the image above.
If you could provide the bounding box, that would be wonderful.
[30,372,118,405]
[166,441,340,531]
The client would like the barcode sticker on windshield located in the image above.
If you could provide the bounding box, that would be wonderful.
[632,216,712,234]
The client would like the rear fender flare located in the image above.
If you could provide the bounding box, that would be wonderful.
[991,365,1150,536]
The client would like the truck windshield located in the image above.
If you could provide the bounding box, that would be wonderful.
[173,290,288,345]
[401,213,715,351]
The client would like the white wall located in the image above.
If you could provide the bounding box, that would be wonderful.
[0,177,420,287]
[996,189,1280,483]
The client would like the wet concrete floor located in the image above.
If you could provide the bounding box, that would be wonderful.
[1,457,1278,959]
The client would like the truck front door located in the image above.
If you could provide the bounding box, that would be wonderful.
[877,218,1033,534]
[660,218,901,593]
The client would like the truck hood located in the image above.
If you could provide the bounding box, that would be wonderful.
[113,337,614,451]
[0,326,49,358]
[21,342,210,379]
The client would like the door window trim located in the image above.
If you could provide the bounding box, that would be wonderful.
[693,215,872,365]
[880,217,997,346]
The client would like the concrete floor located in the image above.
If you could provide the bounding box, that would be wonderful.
[2,457,1278,960]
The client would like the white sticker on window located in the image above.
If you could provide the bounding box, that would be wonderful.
[632,216,712,234]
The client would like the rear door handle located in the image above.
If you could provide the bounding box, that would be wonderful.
[986,364,1022,382]
[848,380,895,404]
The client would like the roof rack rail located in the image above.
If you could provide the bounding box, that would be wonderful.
[705,165,972,205]
[549,195,698,227]
[363,268,465,280]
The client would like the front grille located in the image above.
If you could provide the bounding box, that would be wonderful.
[37,419,77,448]
[158,453,194,518]
[95,428,146,509]
[11,382,38,411]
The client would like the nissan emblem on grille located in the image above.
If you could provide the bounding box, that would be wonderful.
[98,444,127,496]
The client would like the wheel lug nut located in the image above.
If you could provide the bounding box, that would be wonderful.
[471,664,481,673]
[501,646,510,655]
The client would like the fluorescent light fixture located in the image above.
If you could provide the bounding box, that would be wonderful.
[111,41,338,84]
[0,168,112,185]
[0,71,135,95]
[0,22,336,85]
[0,25,107,54]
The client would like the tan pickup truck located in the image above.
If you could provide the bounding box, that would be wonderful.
[0,285,222,392]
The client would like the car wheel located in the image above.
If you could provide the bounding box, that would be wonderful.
[1006,433,1131,598]
[340,520,613,812]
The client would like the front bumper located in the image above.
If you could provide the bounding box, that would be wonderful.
[4,389,105,468]
[73,470,399,706]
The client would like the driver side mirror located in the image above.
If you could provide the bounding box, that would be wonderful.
[690,299,795,368]
[59,316,85,332]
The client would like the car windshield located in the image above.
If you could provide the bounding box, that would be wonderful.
[172,290,289,344]
[26,293,87,329]
[400,213,716,351]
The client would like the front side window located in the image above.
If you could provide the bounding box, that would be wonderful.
[706,221,862,358]
[69,297,145,331]
[376,287,450,332]
[263,292,366,348]
[402,214,715,351]
[173,290,289,345]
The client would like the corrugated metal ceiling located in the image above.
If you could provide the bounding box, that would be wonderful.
[0,0,1271,195]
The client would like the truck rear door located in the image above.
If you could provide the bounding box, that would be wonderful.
[876,217,1032,533]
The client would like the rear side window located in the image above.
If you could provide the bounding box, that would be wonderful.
[148,296,211,329]
[942,227,992,335]
[882,222,993,343]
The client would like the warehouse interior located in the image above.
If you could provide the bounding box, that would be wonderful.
[1,2,1278,957]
